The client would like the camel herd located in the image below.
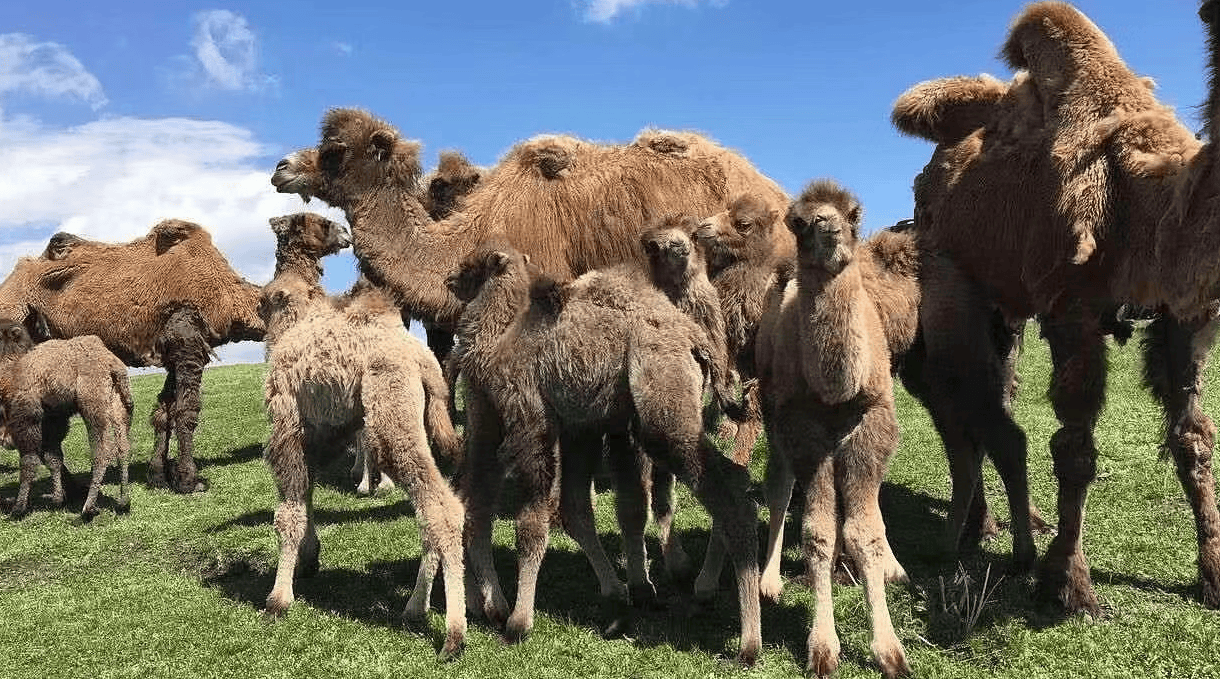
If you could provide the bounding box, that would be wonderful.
[4,2,1220,677]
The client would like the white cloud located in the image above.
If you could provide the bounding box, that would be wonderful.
[332,41,354,57]
[0,34,107,109]
[0,110,351,367]
[583,0,726,23]
[189,10,274,92]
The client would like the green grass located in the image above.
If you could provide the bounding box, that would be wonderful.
[2,328,1220,678]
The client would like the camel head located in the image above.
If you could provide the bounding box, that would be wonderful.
[641,215,701,283]
[447,240,528,304]
[259,272,325,330]
[0,318,34,361]
[786,179,862,274]
[269,212,352,261]
[423,150,484,220]
[272,108,424,212]
[694,194,781,277]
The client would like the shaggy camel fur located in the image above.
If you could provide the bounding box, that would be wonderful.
[0,320,133,520]
[259,223,466,660]
[0,220,264,494]
[446,243,762,665]
[893,1,1220,614]
[271,109,792,361]
[753,180,909,678]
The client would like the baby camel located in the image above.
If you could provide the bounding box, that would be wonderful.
[259,213,467,660]
[0,319,133,520]
[447,242,762,665]
[755,180,909,678]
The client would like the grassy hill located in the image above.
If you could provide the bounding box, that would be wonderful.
[1,327,1218,679]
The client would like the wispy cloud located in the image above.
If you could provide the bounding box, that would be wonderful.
[332,41,354,57]
[0,34,107,109]
[583,0,726,23]
[189,9,275,92]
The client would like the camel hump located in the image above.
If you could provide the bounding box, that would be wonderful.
[867,229,920,281]
[151,219,205,254]
[1001,2,1116,73]
[634,129,694,156]
[891,75,1009,145]
[436,150,478,179]
[511,135,581,180]
[42,232,89,261]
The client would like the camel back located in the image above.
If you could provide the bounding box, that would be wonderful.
[0,220,264,366]
[902,3,1200,315]
[449,130,791,281]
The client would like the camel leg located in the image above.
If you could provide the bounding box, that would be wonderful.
[459,390,509,626]
[424,322,455,367]
[264,397,320,616]
[170,347,208,494]
[761,430,795,601]
[558,430,632,635]
[363,388,467,661]
[80,419,112,520]
[8,409,43,518]
[729,379,763,466]
[690,446,762,666]
[604,431,661,609]
[147,368,175,489]
[39,413,77,506]
[837,406,909,679]
[1036,308,1106,615]
[801,450,840,678]
[503,429,558,643]
[115,417,131,513]
[1144,314,1220,607]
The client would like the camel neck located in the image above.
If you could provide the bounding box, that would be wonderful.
[457,274,528,365]
[273,249,324,288]
[345,184,473,328]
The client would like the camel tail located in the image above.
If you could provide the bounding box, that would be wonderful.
[420,354,463,464]
[691,342,746,425]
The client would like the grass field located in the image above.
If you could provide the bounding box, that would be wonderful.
[1,326,1219,679]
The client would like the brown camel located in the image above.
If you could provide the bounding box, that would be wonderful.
[749,179,910,678]
[421,150,485,221]
[0,220,264,494]
[259,216,466,660]
[893,1,1219,614]
[0,320,133,520]
[446,242,762,665]
[270,109,792,365]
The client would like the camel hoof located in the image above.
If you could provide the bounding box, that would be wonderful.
[1037,540,1100,617]
[264,595,292,618]
[174,477,208,494]
[502,617,532,644]
[79,507,100,523]
[876,647,911,679]
[759,574,783,602]
[736,639,761,668]
[807,646,839,678]
[437,635,465,663]
[115,496,132,515]
[147,471,170,490]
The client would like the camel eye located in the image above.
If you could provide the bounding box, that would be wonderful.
[319,146,345,173]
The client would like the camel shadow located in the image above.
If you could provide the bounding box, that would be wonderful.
[205,443,264,468]
[206,498,419,534]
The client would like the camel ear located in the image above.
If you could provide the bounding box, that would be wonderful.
[847,204,863,228]
[370,129,396,162]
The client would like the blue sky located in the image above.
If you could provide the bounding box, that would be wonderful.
[0,0,1209,363]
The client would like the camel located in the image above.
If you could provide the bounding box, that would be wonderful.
[259,215,466,660]
[270,109,792,366]
[421,150,485,221]
[446,242,762,665]
[0,220,264,494]
[749,179,910,678]
[893,1,1220,614]
[0,319,133,520]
